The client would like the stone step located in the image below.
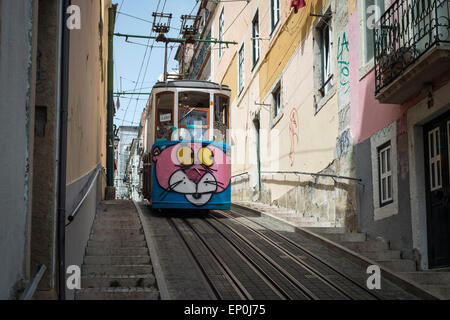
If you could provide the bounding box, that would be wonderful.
[339,240,389,252]
[86,246,149,256]
[401,272,450,285]
[75,287,159,300]
[81,264,153,276]
[84,255,150,265]
[320,233,367,242]
[92,225,142,232]
[87,239,147,248]
[93,219,141,227]
[359,250,402,261]
[377,259,417,272]
[90,233,145,242]
[95,216,140,222]
[91,228,143,236]
[96,212,138,217]
[82,274,156,288]
[303,227,346,234]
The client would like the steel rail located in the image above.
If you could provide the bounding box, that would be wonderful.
[66,167,102,226]
[209,212,346,300]
[185,218,288,300]
[223,207,382,300]
[20,265,47,300]
[203,217,315,300]
[261,170,362,182]
[168,217,247,300]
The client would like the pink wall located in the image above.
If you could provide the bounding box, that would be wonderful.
[348,12,408,144]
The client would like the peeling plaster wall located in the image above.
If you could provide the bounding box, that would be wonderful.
[0,0,38,299]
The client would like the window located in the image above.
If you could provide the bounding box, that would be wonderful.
[214,94,229,142]
[238,45,245,94]
[155,92,174,141]
[363,0,385,63]
[252,11,260,67]
[271,0,280,33]
[319,18,333,97]
[178,91,210,141]
[428,127,442,191]
[219,7,225,58]
[272,85,281,120]
[378,141,393,206]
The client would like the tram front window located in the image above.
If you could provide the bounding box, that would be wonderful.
[156,92,174,141]
[178,91,210,141]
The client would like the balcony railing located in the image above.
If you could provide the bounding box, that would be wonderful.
[188,31,211,79]
[374,0,450,96]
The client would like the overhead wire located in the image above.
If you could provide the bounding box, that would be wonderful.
[130,0,168,126]
[118,0,163,127]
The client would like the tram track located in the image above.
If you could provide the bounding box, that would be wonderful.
[210,208,381,300]
[166,208,383,300]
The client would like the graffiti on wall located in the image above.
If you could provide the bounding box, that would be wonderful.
[337,129,352,157]
[152,142,231,206]
[337,31,350,109]
[289,108,299,167]
[36,50,48,95]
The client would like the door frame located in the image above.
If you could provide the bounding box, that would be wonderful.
[423,110,450,268]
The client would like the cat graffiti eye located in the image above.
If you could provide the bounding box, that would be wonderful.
[198,147,214,167]
[177,146,194,166]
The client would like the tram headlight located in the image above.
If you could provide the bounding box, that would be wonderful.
[177,146,194,166]
[199,147,214,167]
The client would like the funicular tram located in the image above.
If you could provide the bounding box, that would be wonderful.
[142,80,231,210]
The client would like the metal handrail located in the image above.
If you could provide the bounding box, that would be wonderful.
[66,167,102,226]
[20,265,46,300]
[231,172,249,179]
[261,171,362,182]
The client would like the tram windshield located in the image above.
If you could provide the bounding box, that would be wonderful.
[178,91,210,141]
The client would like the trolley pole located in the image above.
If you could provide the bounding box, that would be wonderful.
[164,41,168,81]
[106,6,116,200]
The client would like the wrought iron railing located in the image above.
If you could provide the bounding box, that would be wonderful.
[374,0,450,95]
[188,31,211,79]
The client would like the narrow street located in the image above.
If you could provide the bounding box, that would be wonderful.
[125,201,434,300]
[3,0,450,307]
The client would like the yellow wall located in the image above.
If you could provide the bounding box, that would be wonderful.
[210,0,339,202]
[66,0,109,184]
[258,0,327,101]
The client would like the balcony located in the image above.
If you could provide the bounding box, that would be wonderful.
[374,0,450,104]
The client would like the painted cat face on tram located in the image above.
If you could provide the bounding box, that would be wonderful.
[152,142,231,206]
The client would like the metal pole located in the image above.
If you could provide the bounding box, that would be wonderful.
[164,41,168,81]
[107,7,115,191]
[58,0,71,300]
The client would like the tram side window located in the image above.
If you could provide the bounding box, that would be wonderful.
[178,91,210,141]
[156,92,174,141]
[214,94,229,142]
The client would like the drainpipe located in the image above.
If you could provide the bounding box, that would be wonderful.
[106,5,116,199]
[57,0,71,300]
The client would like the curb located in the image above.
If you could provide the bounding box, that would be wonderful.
[133,201,170,300]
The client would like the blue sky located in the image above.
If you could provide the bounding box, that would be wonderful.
[113,0,199,127]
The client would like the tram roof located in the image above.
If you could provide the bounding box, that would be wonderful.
[153,80,231,91]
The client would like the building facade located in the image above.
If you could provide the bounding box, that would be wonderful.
[182,0,450,270]
[182,0,357,229]
[114,126,139,199]
[352,0,450,270]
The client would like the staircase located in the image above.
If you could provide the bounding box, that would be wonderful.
[76,200,159,300]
